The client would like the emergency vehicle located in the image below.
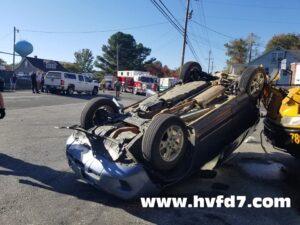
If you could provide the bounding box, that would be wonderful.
[117,70,158,94]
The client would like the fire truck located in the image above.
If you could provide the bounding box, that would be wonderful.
[117,70,158,95]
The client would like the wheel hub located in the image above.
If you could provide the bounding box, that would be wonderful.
[159,125,184,162]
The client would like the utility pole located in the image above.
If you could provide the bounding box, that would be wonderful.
[248,33,254,63]
[180,0,191,69]
[211,60,214,74]
[207,49,211,74]
[12,26,17,72]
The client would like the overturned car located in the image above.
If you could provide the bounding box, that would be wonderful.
[65,62,266,199]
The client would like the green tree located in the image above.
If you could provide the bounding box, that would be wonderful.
[94,71,105,82]
[94,32,152,74]
[63,63,81,73]
[144,60,178,77]
[265,33,300,51]
[6,62,21,71]
[224,38,248,66]
[74,48,94,73]
[0,58,6,65]
[144,60,163,76]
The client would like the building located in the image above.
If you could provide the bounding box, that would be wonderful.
[15,56,68,76]
[290,63,300,85]
[248,47,300,85]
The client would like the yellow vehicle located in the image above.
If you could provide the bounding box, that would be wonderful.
[263,79,300,158]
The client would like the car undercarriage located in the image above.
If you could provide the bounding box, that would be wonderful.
[65,62,266,199]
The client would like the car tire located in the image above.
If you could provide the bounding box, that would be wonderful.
[67,86,74,95]
[80,97,119,129]
[180,61,203,83]
[133,88,138,95]
[92,87,98,95]
[239,66,266,100]
[142,114,188,171]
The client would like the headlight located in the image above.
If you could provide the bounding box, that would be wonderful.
[281,116,300,127]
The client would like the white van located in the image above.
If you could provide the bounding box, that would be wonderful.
[159,77,179,92]
[45,71,98,95]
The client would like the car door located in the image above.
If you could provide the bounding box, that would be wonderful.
[84,76,93,92]
[64,73,76,89]
[77,75,84,91]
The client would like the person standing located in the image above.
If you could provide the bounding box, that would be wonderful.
[100,79,106,93]
[0,92,5,119]
[114,79,121,99]
[36,72,42,93]
[11,74,17,91]
[31,72,39,94]
[41,73,45,92]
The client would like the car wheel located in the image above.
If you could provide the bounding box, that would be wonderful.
[142,114,188,171]
[80,97,119,129]
[180,61,203,83]
[133,88,138,95]
[239,66,266,100]
[67,86,74,95]
[92,87,98,95]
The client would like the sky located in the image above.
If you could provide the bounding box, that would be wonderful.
[0,0,299,72]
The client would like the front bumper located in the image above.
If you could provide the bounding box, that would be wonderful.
[66,133,159,200]
[263,118,300,152]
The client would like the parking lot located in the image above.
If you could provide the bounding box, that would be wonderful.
[1,91,300,225]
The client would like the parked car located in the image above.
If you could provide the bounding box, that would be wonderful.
[45,71,98,95]
[65,62,266,199]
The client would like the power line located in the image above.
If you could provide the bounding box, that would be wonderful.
[191,20,234,39]
[186,37,201,62]
[150,0,201,63]
[188,35,226,51]
[158,0,184,31]
[203,0,300,11]
[187,0,210,66]
[147,28,174,46]
[195,0,211,48]
[150,0,184,35]
[0,51,20,56]
[206,15,300,25]
[19,21,170,34]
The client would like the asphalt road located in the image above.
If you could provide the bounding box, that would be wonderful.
[0,90,300,225]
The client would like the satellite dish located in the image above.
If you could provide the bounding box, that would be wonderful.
[15,40,33,57]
